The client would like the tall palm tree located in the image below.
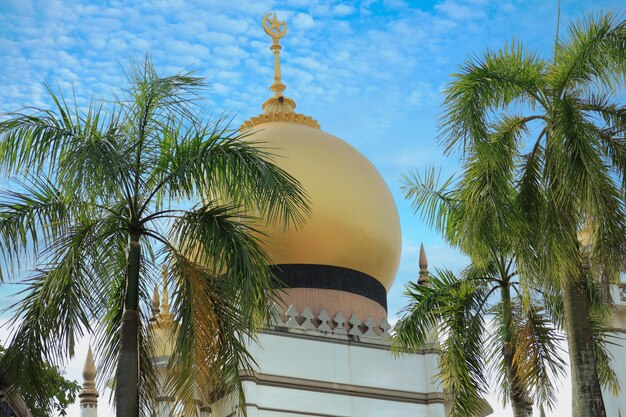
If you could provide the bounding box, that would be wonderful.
[394,266,564,417]
[0,58,309,417]
[394,160,567,416]
[436,12,626,417]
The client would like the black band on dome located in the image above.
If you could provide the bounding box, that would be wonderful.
[269,264,387,311]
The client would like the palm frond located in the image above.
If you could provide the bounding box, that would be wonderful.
[438,276,489,417]
[393,270,465,351]
[0,222,107,412]
[511,302,566,410]
[454,120,521,257]
[394,269,490,417]
[401,166,457,238]
[167,202,277,323]
[55,104,134,202]
[552,11,626,94]
[439,41,546,155]
[93,268,125,405]
[164,246,258,415]
[590,316,621,395]
[150,122,310,229]
[0,177,86,280]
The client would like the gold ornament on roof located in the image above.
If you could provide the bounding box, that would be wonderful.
[79,345,99,406]
[158,264,174,325]
[418,243,430,286]
[241,13,319,131]
[263,13,287,39]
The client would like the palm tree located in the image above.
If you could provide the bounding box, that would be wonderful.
[435,11,626,417]
[393,162,566,416]
[0,58,309,417]
[394,266,564,417]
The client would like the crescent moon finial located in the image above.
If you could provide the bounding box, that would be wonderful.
[260,12,295,114]
[262,12,288,40]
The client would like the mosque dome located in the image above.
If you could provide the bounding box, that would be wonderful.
[240,13,401,322]
[241,122,401,292]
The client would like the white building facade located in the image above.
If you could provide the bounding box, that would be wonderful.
[211,305,444,417]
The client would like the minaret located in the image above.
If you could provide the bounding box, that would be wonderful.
[79,346,99,417]
[150,284,161,322]
[159,265,174,323]
[418,243,430,286]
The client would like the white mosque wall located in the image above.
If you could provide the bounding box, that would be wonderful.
[79,404,98,417]
[246,330,441,394]
[211,322,445,417]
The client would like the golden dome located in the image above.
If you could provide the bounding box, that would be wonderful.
[236,13,401,318]
[242,121,401,291]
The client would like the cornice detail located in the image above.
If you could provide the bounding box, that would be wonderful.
[240,111,320,131]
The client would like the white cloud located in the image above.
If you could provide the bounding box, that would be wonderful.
[213,44,248,59]
[383,0,409,10]
[435,0,487,21]
[332,4,356,16]
[197,31,236,45]
[291,12,316,30]
[291,56,328,73]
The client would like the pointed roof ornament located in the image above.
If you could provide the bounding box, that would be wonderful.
[159,265,174,322]
[150,284,160,321]
[418,243,430,286]
[240,13,319,131]
[79,346,99,407]
[261,13,295,114]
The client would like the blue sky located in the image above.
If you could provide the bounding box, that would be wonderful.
[0,0,623,415]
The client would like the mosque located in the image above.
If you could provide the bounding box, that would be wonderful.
[69,12,626,417]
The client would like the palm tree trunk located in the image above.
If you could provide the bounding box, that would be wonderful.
[562,275,606,417]
[501,284,533,417]
[116,234,141,417]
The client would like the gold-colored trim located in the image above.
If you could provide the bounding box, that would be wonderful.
[240,111,320,131]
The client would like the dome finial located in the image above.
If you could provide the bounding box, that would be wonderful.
[79,345,99,412]
[150,284,160,321]
[418,243,430,286]
[159,264,174,322]
[240,13,320,131]
[261,12,296,114]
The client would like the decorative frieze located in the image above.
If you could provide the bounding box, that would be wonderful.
[268,303,391,341]
[240,111,320,131]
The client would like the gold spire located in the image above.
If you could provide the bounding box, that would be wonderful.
[261,13,296,114]
[150,284,160,321]
[418,243,430,286]
[159,265,174,322]
[79,346,99,407]
[240,13,319,131]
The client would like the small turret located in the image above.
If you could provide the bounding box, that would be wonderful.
[159,265,174,323]
[150,284,161,322]
[418,243,430,286]
[79,346,99,417]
